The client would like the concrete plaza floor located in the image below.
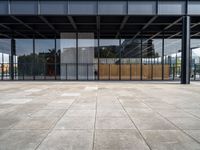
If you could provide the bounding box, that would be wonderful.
[0,81,200,150]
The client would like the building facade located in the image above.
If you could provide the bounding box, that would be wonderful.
[0,0,200,83]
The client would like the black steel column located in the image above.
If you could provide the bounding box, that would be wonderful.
[162,32,164,80]
[97,30,100,81]
[10,38,15,80]
[1,53,3,80]
[181,16,190,84]
[140,35,143,80]
[33,36,35,80]
[54,37,57,80]
[76,32,78,80]
[119,38,121,80]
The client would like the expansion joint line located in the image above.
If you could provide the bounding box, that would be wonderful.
[92,85,98,150]
[34,95,80,150]
[144,101,200,146]
[116,96,152,150]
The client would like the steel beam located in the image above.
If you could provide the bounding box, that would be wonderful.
[131,16,158,40]
[96,16,100,30]
[39,16,59,35]
[181,16,191,84]
[67,16,77,31]
[0,23,27,38]
[134,17,183,54]
[115,16,129,38]
[10,16,46,38]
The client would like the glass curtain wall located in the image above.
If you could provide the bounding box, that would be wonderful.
[191,39,200,80]
[0,38,11,80]
[121,38,141,80]
[99,39,120,80]
[78,33,97,80]
[164,39,181,80]
[14,39,34,80]
[142,38,163,80]
[35,39,55,80]
[0,36,186,81]
[60,33,76,80]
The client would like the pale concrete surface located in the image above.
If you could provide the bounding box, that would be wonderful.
[0,81,200,150]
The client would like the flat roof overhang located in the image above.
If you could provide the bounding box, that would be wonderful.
[0,15,200,39]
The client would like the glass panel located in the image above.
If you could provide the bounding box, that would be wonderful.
[55,39,61,80]
[0,1,8,14]
[121,38,141,80]
[78,33,97,80]
[0,39,11,80]
[164,39,181,80]
[128,1,156,15]
[158,1,185,15]
[188,2,200,15]
[15,39,33,80]
[35,39,55,80]
[99,39,120,80]
[141,39,162,80]
[99,1,126,15]
[142,39,154,80]
[40,1,67,15]
[152,39,163,80]
[69,1,97,15]
[11,1,38,14]
[191,39,200,80]
[60,33,76,80]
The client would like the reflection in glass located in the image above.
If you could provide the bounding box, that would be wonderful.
[60,33,76,80]
[15,39,33,80]
[99,39,120,80]
[35,39,55,80]
[142,39,156,80]
[78,33,97,80]
[141,39,163,80]
[164,39,181,80]
[0,39,11,80]
[152,39,163,80]
[191,39,200,80]
[121,38,141,80]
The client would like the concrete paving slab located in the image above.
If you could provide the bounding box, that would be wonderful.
[37,130,93,150]
[184,130,200,143]
[31,109,66,117]
[94,129,150,150]
[0,130,48,150]
[96,109,128,118]
[96,117,136,129]
[64,110,96,117]
[132,115,177,130]
[0,117,20,129]
[61,93,80,97]
[55,116,95,129]
[142,130,200,150]
[13,117,59,130]
[0,81,200,149]
[168,117,200,130]
[156,109,194,118]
